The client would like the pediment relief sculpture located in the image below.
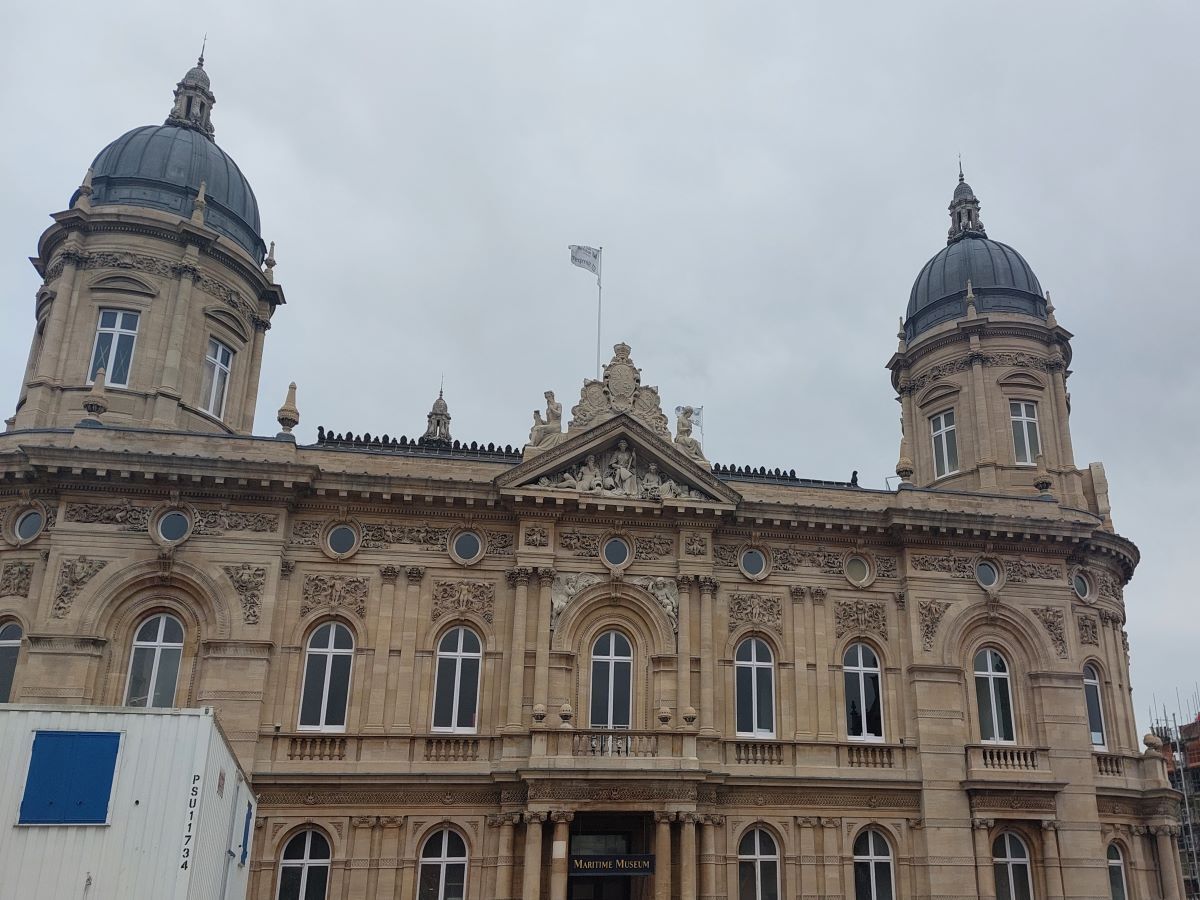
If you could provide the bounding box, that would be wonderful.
[535,439,709,501]
[549,571,679,632]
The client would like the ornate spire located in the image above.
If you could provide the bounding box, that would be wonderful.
[419,389,452,446]
[947,165,986,244]
[165,52,216,139]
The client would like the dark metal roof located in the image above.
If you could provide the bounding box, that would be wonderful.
[906,233,1045,340]
[75,124,264,262]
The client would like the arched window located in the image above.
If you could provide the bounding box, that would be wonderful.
[590,630,632,729]
[853,829,894,900]
[844,643,883,740]
[433,626,482,733]
[418,828,468,900]
[737,828,780,900]
[277,830,330,900]
[735,637,775,738]
[299,622,354,731]
[1107,843,1128,900]
[1084,664,1107,748]
[974,648,1015,743]
[125,613,184,708]
[992,833,1034,900]
[0,621,22,703]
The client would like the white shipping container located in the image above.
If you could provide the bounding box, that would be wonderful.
[0,705,255,900]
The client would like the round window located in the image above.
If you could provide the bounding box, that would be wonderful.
[846,555,871,585]
[740,548,767,578]
[15,509,44,542]
[452,530,483,563]
[976,560,999,588]
[327,524,358,556]
[603,537,631,568]
[157,511,191,543]
[1073,573,1090,599]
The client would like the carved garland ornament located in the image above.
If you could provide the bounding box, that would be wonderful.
[300,574,369,619]
[918,600,951,652]
[727,593,783,635]
[834,599,887,640]
[0,561,33,597]
[1032,606,1068,658]
[431,580,496,625]
[223,564,267,625]
[51,556,108,618]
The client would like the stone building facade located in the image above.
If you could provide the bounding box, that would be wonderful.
[0,60,1185,900]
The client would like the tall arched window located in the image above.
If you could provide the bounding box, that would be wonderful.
[433,626,482,732]
[993,833,1034,900]
[1083,664,1107,748]
[299,622,354,731]
[974,648,1015,743]
[590,630,632,729]
[0,621,23,703]
[853,829,894,900]
[735,637,775,738]
[737,828,780,900]
[844,643,883,740]
[277,830,330,900]
[418,828,468,900]
[1107,843,1128,900]
[125,613,184,708]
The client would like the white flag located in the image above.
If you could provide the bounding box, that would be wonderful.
[569,245,601,280]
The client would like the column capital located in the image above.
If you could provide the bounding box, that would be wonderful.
[796,816,817,827]
[351,815,377,829]
[1040,819,1060,832]
[508,567,534,587]
[380,565,401,583]
[972,817,994,830]
[789,585,807,602]
[820,817,840,828]
[811,586,827,605]
[698,576,719,595]
[679,813,701,826]
[537,566,557,586]
[406,566,426,584]
[488,813,520,828]
[524,811,548,825]
[380,815,405,828]
[551,810,575,824]
[654,811,677,824]
[703,814,725,827]
[675,574,695,589]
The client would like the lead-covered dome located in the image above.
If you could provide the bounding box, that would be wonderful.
[70,57,266,262]
[905,173,1046,341]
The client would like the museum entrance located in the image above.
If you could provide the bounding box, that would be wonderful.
[568,813,653,900]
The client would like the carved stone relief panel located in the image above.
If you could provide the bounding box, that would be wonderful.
[535,442,707,501]
[65,500,150,531]
[550,573,605,627]
[918,600,951,652]
[51,556,108,618]
[486,532,515,557]
[360,523,449,551]
[728,593,783,635]
[0,561,33,597]
[630,576,678,630]
[1031,606,1068,658]
[301,575,370,619]
[1003,560,1063,583]
[224,564,267,624]
[834,599,887,640]
[432,580,496,625]
[567,343,671,438]
[560,530,601,558]
[633,535,673,559]
[524,526,549,547]
[290,521,322,546]
[771,546,844,574]
[684,534,707,556]
[1077,614,1099,646]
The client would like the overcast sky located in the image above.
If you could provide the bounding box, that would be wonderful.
[2,1,1197,734]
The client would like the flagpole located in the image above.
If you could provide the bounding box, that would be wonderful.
[595,247,603,379]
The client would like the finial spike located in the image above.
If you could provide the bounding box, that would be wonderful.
[958,154,964,182]
[199,34,207,66]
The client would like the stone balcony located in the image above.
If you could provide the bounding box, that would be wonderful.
[964,743,1056,784]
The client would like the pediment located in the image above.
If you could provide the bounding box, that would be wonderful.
[495,414,740,507]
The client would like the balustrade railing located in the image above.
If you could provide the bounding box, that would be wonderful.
[572,730,659,758]
[288,735,347,761]
[1094,753,1125,777]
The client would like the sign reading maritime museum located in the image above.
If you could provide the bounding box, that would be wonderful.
[569,854,655,876]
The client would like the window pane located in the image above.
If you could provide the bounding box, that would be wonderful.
[0,645,19,702]
[994,865,1012,900]
[1027,421,1040,460]
[278,866,303,900]
[456,657,479,728]
[325,655,351,726]
[595,632,610,656]
[283,834,308,859]
[444,862,466,900]
[1012,863,1032,900]
[855,861,873,900]
[433,657,457,728]
[201,361,216,411]
[447,831,466,856]
[121,312,139,330]
[332,624,353,650]
[760,860,779,900]
[591,660,609,726]
[853,831,870,856]
[461,629,481,654]
[736,665,755,733]
[162,616,184,643]
[100,310,118,328]
[995,678,1015,741]
[1085,683,1105,745]
[736,640,752,662]
[418,865,441,900]
[151,647,181,707]
[756,666,773,733]
[310,624,331,648]
[303,865,328,900]
[612,661,631,726]
[299,654,327,726]
[213,368,228,417]
[91,332,113,381]
[874,861,893,900]
[1012,421,1027,463]
[126,646,155,706]
[846,672,864,736]
[422,832,445,858]
[933,434,946,477]
[864,672,882,737]
[613,633,631,657]
[1108,863,1127,900]
[309,833,330,858]
[945,428,959,472]
[738,861,757,900]
[111,333,135,384]
[975,676,995,741]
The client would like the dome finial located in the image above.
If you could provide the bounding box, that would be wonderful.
[947,166,986,244]
[198,33,207,68]
[958,154,964,183]
[420,384,452,446]
[166,53,216,139]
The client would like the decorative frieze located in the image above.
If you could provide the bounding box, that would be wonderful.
[195,509,279,534]
[772,546,844,574]
[1031,606,1068,658]
[360,522,449,551]
[968,790,1057,813]
[300,574,369,618]
[834,599,887,640]
[634,535,673,559]
[897,351,1057,395]
[875,556,898,578]
[524,526,549,547]
[486,532,514,556]
[911,553,974,579]
[432,580,496,625]
[560,530,601,557]
[1097,571,1124,602]
[1077,614,1099,646]
[0,561,33,597]
[713,544,739,567]
[1003,560,1062,583]
[684,535,707,556]
[918,600,951,652]
[223,564,267,624]
[65,500,150,531]
[728,593,783,634]
[289,521,322,546]
[51,556,108,618]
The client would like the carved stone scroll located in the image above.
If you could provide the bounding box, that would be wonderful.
[728,593,783,635]
[918,600,950,652]
[51,556,108,618]
[432,580,496,625]
[834,599,887,640]
[223,564,267,624]
[301,575,370,619]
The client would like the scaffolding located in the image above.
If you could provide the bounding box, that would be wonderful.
[1152,699,1200,899]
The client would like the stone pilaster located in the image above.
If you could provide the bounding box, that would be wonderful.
[655,812,675,900]
[533,567,556,715]
[698,577,718,735]
[394,566,425,732]
[506,568,533,730]
[522,812,546,900]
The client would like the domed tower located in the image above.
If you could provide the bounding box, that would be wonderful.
[9,55,284,435]
[888,170,1109,520]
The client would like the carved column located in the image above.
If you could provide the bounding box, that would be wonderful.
[533,568,556,715]
[1155,826,1184,900]
[1039,820,1064,900]
[655,812,675,900]
[676,576,694,725]
[679,813,698,900]
[522,812,546,900]
[797,817,817,898]
[264,558,296,730]
[506,568,533,730]
[699,815,722,900]
[1128,826,1154,900]
[698,578,718,735]
[549,811,574,900]
[365,565,401,731]
[971,818,997,900]
[394,567,425,732]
